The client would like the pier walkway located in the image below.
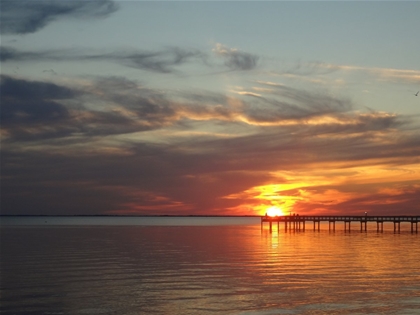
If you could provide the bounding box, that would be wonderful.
[261,215,420,233]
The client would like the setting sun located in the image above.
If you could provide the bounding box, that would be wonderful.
[266,206,284,217]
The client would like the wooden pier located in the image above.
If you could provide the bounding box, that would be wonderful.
[261,215,420,233]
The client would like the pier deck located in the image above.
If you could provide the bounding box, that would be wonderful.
[261,215,420,233]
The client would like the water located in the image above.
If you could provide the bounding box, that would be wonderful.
[1,217,419,315]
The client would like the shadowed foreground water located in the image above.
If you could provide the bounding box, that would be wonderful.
[1,217,419,314]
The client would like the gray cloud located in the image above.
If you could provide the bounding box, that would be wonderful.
[2,75,419,215]
[0,75,138,141]
[113,47,205,73]
[0,46,48,62]
[0,0,118,35]
[1,45,260,74]
[224,51,258,71]
[0,75,409,143]
[0,75,74,126]
[213,43,259,71]
[1,46,205,74]
[281,61,340,76]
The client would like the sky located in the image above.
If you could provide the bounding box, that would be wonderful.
[1,0,420,216]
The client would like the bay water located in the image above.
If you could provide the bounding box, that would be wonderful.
[1,216,419,314]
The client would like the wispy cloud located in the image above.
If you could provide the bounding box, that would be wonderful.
[0,0,118,35]
[213,43,259,71]
[1,46,205,74]
[1,45,262,74]
[273,61,420,84]
[1,75,411,143]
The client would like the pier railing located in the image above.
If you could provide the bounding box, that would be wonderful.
[261,215,420,233]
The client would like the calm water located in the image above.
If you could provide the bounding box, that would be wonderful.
[1,217,419,315]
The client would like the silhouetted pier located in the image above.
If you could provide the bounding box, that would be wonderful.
[261,215,419,233]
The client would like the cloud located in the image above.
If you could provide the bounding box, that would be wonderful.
[0,75,138,141]
[0,0,118,35]
[0,75,410,143]
[0,46,47,62]
[0,75,74,125]
[275,61,420,84]
[280,61,341,76]
[1,46,205,74]
[1,44,261,74]
[113,47,205,73]
[1,75,420,216]
[213,43,259,71]
[290,183,420,216]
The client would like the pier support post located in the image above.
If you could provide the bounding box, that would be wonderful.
[344,221,351,232]
[410,221,418,234]
[360,220,367,232]
[394,221,401,233]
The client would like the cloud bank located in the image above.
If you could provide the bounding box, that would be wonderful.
[0,0,118,34]
[1,74,419,216]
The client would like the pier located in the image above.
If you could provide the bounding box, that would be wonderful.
[261,215,420,233]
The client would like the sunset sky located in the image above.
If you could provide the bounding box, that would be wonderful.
[1,0,420,216]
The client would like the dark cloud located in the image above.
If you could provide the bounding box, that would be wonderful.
[1,46,205,74]
[1,75,420,215]
[0,75,139,141]
[2,117,420,215]
[1,44,259,74]
[118,48,205,73]
[1,75,75,101]
[0,0,118,35]
[213,44,259,71]
[224,51,258,71]
[0,75,74,125]
[0,46,66,62]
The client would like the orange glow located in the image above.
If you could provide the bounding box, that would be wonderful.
[223,160,420,216]
[266,206,284,217]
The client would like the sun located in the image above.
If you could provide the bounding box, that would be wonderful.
[266,206,284,217]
